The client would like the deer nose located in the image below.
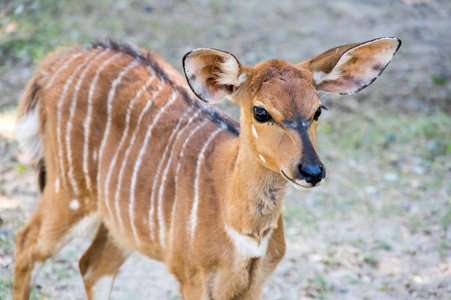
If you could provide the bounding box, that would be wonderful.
[297,163,325,186]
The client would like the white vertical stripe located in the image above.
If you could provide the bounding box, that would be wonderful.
[82,51,120,192]
[45,52,83,89]
[113,83,164,232]
[104,72,156,225]
[98,59,139,220]
[40,49,71,84]
[128,90,179,246]
[151,110,197,249]
[55,51,95,192]
[168,119,209,249]
[189,127,223,242]
[65,49,105,196]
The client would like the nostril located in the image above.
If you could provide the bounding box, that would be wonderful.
[300,164,321,176]
[298,164,325,184]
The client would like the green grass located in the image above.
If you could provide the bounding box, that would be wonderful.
[319,108,451,158]
[1,0,136,70]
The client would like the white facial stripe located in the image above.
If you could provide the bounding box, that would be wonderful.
[129,90,179,246]
[114,84,162,233]
[65,49,104,196]
[83,52,120,192]
[189,127,223,242]
[151,110,194,249]
[104,75,156,228]
[252,124,258,139]
[56,51,97,194]
[45,52,83,89]
[99,59,139,224]
[55,177,60,193]
[91,275,114,300]
[259,155,266,163]
[224,225,272,258]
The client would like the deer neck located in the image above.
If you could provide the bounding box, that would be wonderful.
[216,133,287,243]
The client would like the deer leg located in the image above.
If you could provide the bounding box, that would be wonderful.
[13,191,96,300]
[79,222,130,300]
[13,208,43,300]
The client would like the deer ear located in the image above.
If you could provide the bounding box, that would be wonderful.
[299,37,401,95]
[183,48,247,103]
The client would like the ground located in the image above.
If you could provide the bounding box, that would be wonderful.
[0,0,450,299]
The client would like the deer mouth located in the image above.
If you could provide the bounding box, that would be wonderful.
[281,170,324,190]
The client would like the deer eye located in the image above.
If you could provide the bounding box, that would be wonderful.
[313,107,322,121]
[253,106,272,123]
[313,105,327,121]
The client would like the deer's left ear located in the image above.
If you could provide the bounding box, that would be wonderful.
[298,37,401,95]
[183,48,247,103]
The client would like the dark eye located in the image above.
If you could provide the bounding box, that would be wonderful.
[313,107,322,121]
[253,106,272,123]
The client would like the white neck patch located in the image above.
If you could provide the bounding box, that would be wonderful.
[224,225,272,258]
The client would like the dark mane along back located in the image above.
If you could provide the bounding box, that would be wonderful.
[90,39,240,136]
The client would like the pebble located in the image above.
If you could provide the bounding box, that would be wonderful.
[384,173,399,182]
[365,186,378,195]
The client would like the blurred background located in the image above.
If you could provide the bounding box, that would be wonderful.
[0,0,450,299]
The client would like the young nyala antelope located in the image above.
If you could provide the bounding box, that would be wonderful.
[14,37,400,299]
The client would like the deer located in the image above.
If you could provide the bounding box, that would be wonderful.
[13,37,400,299]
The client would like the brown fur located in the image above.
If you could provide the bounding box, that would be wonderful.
[14,37,400,299]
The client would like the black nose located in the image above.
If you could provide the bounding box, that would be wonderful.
[297,164,325,186]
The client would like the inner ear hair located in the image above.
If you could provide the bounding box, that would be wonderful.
[183,48,245,103]
[302,37,401,95]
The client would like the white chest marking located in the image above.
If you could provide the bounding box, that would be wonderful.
[224,225,272,258]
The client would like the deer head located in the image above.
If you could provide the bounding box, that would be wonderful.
[183,37,401,190]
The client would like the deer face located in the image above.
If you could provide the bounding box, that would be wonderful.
[183,37,401,190]
[241,60,325,189]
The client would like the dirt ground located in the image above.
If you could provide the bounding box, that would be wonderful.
[1,0,451,299]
